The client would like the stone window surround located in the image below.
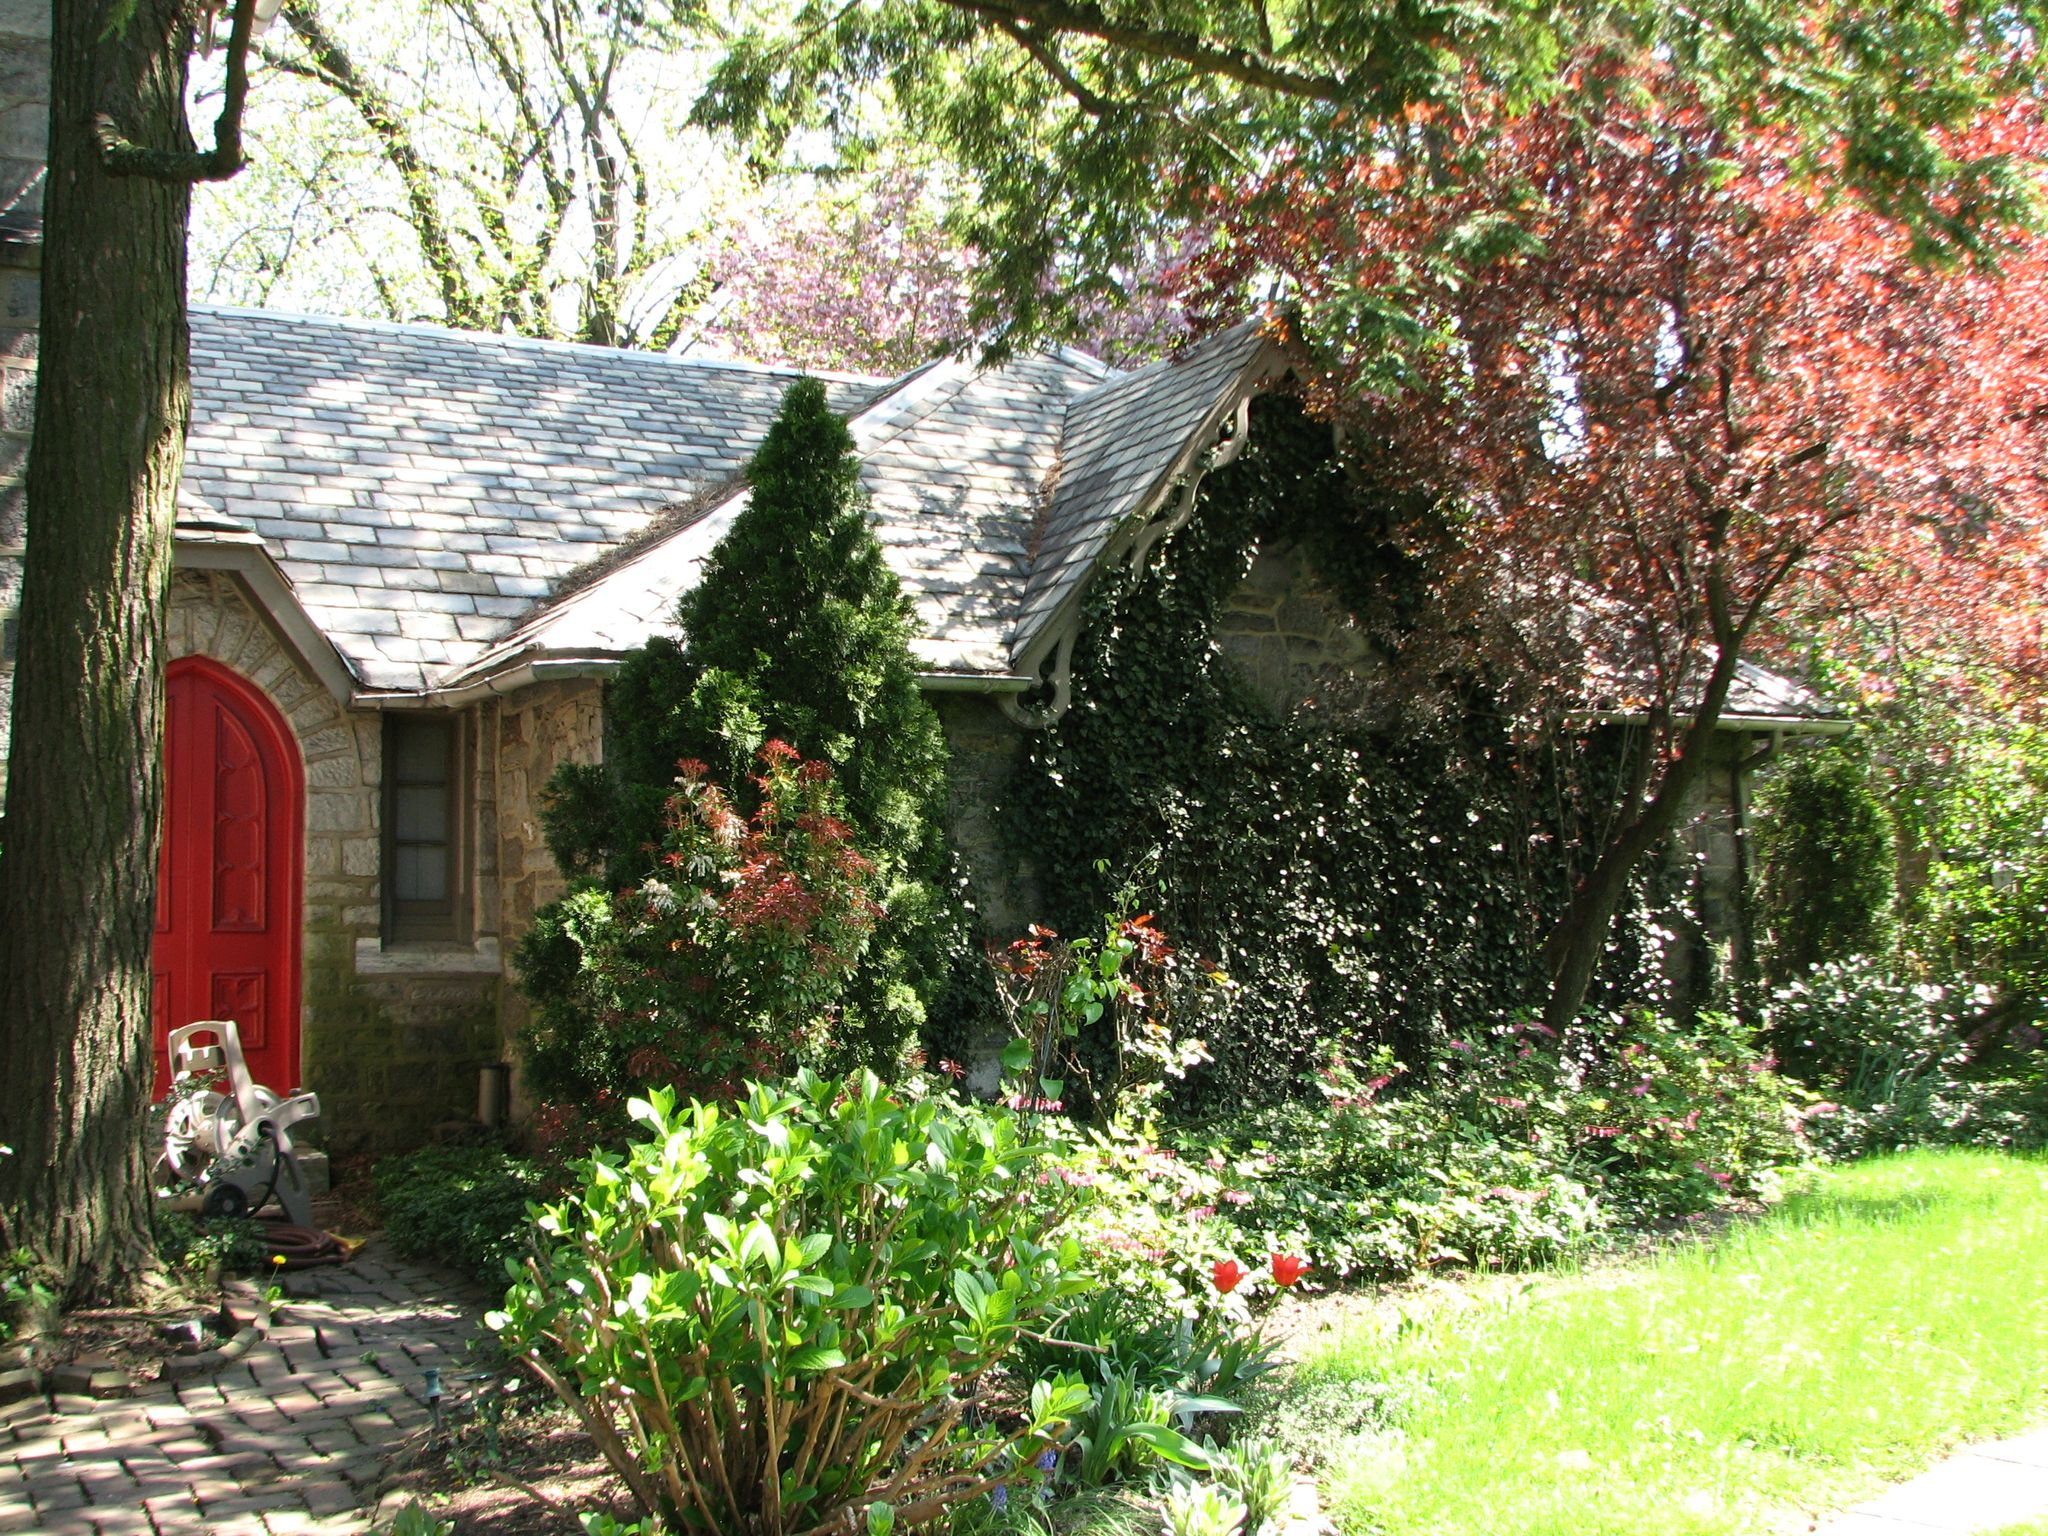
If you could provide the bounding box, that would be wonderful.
[353,934,501,975]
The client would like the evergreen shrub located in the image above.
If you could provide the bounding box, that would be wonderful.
[521,378,969,1092]
[518,742,882,1127]
[1754,742,1895,984]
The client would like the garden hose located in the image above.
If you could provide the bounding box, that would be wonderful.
[258,1217,347,1268]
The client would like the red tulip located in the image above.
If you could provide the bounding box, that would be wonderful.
[1270,1252,1309,1288]
[1212,1258,1248,1295]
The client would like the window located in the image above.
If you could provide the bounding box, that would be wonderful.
[382,713,465,943]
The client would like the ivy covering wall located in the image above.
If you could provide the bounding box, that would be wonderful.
[1005,396,1669,1108]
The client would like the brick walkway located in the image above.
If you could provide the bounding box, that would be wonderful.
[0,1242,487,1536]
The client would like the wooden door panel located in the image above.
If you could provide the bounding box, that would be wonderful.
[210,707,266,932]
[208,970,268,1051]
[153,661,302,1096]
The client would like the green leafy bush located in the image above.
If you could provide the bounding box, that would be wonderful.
[517,742,882,1122]
[1754,742,1895,984]
[532,376,969,1080]
[152,1208,266,1281]
[1176,1011,1800,1280]
[492,1072,1093,1535]
[1206,1439,1295,1535]
[1764,957,2048,1156]
[1910,721,2048,1003]
[374,1145,548,1286]
[993,900,1225,1127]
[0,1246,50,1344]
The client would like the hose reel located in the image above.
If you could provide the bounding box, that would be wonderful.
[158,1019,322,1228]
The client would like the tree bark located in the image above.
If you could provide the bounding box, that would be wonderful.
[0,0,196,1296]
[1541,642,1745,1033]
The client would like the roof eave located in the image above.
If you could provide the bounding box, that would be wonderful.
[173,526,362,706]
[1007,328,1300,700]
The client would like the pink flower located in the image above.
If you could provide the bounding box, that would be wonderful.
[1270,1253,1310,1288]
[1221,1189,1254,1206]
[1212,1259,1248,1295]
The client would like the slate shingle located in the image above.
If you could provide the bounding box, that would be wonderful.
[184,309,1279,695]
[185,306,878,690]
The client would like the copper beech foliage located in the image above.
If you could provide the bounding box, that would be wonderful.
[1185,71,2048,1022]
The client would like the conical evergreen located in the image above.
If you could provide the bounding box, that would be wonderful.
[533,377,961,1072]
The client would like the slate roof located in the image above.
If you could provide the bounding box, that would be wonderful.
[183,306,880,690]
[457,346,1126,682]
[183,306,1274,695]
[1017,323,1280,657]
[178,306,1828,729]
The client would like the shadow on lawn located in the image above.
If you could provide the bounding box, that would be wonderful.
[1769,1150,2045,1233]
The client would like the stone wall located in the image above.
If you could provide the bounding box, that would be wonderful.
[1664,727,1758,1010]
[1216,539,1375,717]
[0,0,44,789]
[169,571,497,1153]
[490,678,604,1098]
[930,692,1036,937]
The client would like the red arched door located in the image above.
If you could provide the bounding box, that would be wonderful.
[153,658,304,1096]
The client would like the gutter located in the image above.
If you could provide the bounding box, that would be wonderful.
[359,648,1040,710]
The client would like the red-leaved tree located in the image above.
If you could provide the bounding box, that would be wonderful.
[1186,71,2048,1027]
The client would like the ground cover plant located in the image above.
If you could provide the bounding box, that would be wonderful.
[1270,1150,2048,1536]
[1167,1008,1798,1283]
[373,1144,550,1287]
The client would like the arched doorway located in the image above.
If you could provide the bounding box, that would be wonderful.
[153,657,304,1096]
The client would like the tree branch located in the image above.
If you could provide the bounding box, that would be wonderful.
[272,0,486,327]
[940,0,1346,101]
[99,0,259,182]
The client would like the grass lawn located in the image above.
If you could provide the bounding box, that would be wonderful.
[1289,1150,2048,1536]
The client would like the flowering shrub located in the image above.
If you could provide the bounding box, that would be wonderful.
[492,1072,1093,1535]
[993,900,1225,1126]
[1037,1124,1253,1334]
[1172,1011,1801,1279]
[515,743,880,1127]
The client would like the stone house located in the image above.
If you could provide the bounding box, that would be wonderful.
[0,0,1835,1145]
[0,293,1840,1151]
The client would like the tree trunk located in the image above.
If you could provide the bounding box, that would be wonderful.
[0,0,195,1296]
[1541,646,1748,1033]
[1540,755,1702,1033]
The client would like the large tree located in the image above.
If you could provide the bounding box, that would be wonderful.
[1186,82,2048,1027]
[698,6,2047,1030]
[696,0,2046,355]
[0,0,261,1294]
[195,0,724,346]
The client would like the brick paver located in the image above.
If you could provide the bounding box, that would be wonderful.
[0,1242,487,1536]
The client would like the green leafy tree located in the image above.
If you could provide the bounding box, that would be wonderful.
[694,0,2044,357]
[1755,744,1896,983]
[529,377,963,1076]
